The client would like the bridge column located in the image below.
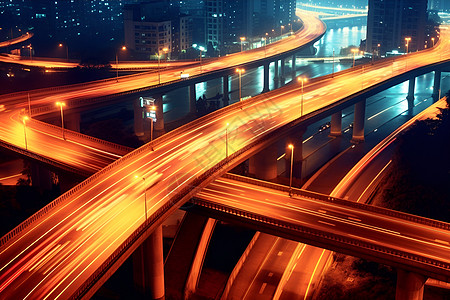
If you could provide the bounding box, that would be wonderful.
[223,75,230,106]
[432,70,441,102]
[330,111,342,137]
[249,143,278,181]
[31,162,53,191]
[280,58,286,86]
[285,128,306,185]
[65,112,80,132]
[133,225,165,299]
[154,94,165,134]
[291,54,296,79]
[406,77,416,113]
[262,62,270,93]
[134,97,144,137]
[352,99,366,143]
[273,60,279,89]
[395,269,426,300]
[189,84,196,115]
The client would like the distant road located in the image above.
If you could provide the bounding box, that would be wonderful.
[0,32,33,48]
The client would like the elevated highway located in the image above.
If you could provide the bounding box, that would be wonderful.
[0,19,450,300]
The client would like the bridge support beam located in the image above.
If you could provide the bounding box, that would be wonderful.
[273,60,279,89]
[133,225,165,300]
[154,94,165,134]
[285,128,306,185]
[223,75,230,106]
[432,70,441,102]
[330,111,342,137]
[65,112,80,132]
[395,269,426,300]
[280,58,286,86]
[189,84,197,115]
[262,62,270,93]
[406,77,416,113]
[249,143,278,181]
[291,54,296,79]
[134,97,144,137]
[352,99,366,143]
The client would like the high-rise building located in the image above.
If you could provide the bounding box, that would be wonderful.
[205,0,296,55]
[123,2,192,59]
[366,0,428,55]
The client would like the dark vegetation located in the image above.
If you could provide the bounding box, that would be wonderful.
[374,94,450,222]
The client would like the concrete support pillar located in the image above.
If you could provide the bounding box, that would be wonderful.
[65,112,80,132]
[133,225,165,300]
[249,144,278,181]
[432,70,441,102]
[285,128,306,185]
[223,75,229,106]
[134,97,144,137]
[352,99,366,143]
[406,77,416,113]
[154,94,164,133]
[189,84,196,115]
[280,58,286,86]
[31,162,53,191]
[262,62,270,93]
[330,111,342,137]
[273,60,279,89]
[291,54,296,79]
[395,269,426,300]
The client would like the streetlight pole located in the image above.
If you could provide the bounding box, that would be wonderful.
[431,37,435,47]
[332,49,335,77]
[158,47,168,84]
[240,37,246,52]
[198,46,205,73]
[22,116,28,150]
[56,102,65,140]
[225,122,229,159]
[298,77,307,116]
[28,44,32,60]
[236,68,245,101]
[288,144,294,196]
[351,48,358,67]
[405,37,411,53]
[281,25,285,36]
[116,46,126,83]
[377,43,381,58]
[59,43,68,61]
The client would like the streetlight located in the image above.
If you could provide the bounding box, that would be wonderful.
[405,37,411,53]
[351,48,359,67]
[27,44,32,60]
[261,37,267,57]
[377,43,381,58]
[240,37,246,52]
[288,144,294,196]
[225,122,229,159]
[135,175,148,220]
[198,46,205,73]
[158,47,168,84]
[59,43,68,61]
[236,68,245,102]
[56,101,65,140]
[149,105,156,142]
[281,25,285,36]
[116,46,126,82]
[297,76,307,116]
[431,37,435,47]
[22,116,29,150]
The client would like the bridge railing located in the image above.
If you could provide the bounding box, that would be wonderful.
[27,117,133,156]
[190,198,450,274]
[222,173,450,231]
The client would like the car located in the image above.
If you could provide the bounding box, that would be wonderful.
[318,122,331,132]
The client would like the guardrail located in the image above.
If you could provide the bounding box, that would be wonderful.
[191,198,450,274]
[222,173,450,231]
[28,117,133,157]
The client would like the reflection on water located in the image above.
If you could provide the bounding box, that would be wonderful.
[315,26,367,57]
